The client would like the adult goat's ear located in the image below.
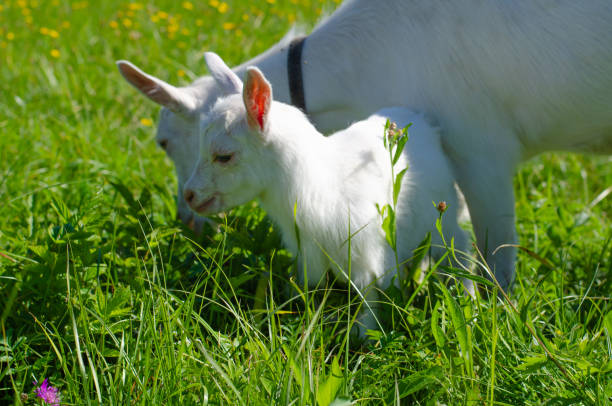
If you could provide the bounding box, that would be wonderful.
[116,60,197,113]
[204,52,243,95]
[243,67,272,132]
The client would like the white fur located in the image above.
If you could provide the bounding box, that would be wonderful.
[118,1,612,289]
[183,68,467,336]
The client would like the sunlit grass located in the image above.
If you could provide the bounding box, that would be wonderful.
[0,0,610,404]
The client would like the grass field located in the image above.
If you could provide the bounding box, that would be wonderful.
[1,0,611,404]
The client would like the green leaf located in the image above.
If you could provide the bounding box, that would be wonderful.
[431,301,446,349]
[393,167,408,207]
[385,365,443,403]
[316,355,344,406]
[406,232,431,281]
[283,345,303,391]
[48,193,71,223]
[435,217,443,238]
[392,133,409,165]
[381,204,396,250]
[293,201,302,250]
[438,266,494,287]
[600,358,612,373]
[516,355,548,372]
[440,283,473,377]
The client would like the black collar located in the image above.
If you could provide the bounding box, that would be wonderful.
[287,36,307,113]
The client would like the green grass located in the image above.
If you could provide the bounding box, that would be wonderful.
[1,0,611,404]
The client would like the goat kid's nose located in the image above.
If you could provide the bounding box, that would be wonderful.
[184,189,195,205]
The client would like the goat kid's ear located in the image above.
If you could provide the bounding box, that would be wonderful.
[116,60,197,113]
[204,52,243,95]
[243,67,272,132]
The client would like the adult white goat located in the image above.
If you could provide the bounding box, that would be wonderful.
[182,67,468,336]
[118,1,612,290]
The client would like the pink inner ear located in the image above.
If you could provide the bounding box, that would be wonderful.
[246,77,269,131]
[255,93,267,129]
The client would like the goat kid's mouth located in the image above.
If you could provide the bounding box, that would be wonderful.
[191,195,217,214]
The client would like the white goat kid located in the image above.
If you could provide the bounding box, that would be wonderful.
[118,1,612,290]
[182,68,468,337]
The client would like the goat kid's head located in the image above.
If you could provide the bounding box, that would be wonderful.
[183,67,273,215]
[116,53,243,233]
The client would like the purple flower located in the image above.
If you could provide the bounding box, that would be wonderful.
[34,378,61,405]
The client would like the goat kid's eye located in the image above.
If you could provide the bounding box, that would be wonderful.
[213,153,234,164]
[158,140,169,150]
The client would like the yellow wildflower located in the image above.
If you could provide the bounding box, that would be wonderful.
[40,27,49,35]
[140,118,153,127]
[177,69,186,77]
[182,1,193,10]
[150,15,160,23]
[222,22,235,30]
[209,0,219,8]
[122,18,133,28]
[157,11,168,19]
[49,29,59,38]
[181,28,190,35]
[61,21,71,29]
[217,2,228,13]
[109,20,119,29]
[266,0,275,3]
[6,32,14,40]
[242,14,249,21]
[196,19,203,26]
[128,2,143,10]
[50,49,60,58]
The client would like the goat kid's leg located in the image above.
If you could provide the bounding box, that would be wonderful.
[454,159,518,292]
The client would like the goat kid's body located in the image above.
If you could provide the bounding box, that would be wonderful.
[119,0,612,289]
[186,87,466,334]
[260,107,464,295]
